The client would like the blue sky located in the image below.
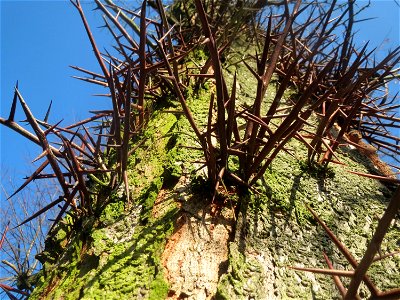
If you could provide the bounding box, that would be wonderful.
[1,1,115,196]
[353,1,400,57]
[0,0,399,198]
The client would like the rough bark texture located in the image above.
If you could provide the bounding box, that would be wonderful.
[161,184,234,299]
[29,42,399,300]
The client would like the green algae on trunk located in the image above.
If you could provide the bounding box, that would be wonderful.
[29,107,184,299]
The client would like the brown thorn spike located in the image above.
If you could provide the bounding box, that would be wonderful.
[15,196,65,229]
[288,265,355,277]
[8,81,18,121]
[306,204,380,296]
[137,0,147,127]
[7,160,50,200]
[345,187,400,299]
[15,89,71,197]
[43,100,53,123]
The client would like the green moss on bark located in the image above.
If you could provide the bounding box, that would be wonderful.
[30,106,184,299]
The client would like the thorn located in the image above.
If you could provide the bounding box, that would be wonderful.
[44,100,53,123]
[8,81,19,121]
[44,119,63,136]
